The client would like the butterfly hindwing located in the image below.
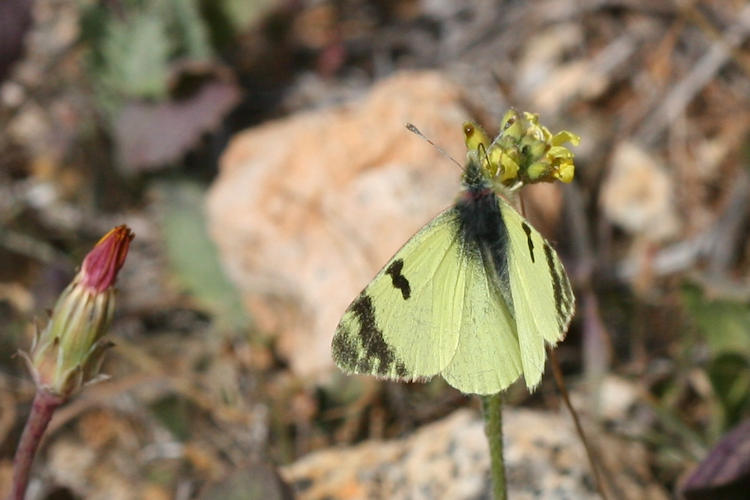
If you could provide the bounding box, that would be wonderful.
[332,209,466,381]
[499,198,575,388]
[441,246,523,395]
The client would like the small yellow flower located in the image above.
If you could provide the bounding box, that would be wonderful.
[492,146,520,183]
[548,146,577,183]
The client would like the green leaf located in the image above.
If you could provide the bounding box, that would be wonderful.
[218,0,275,32]
[163,0,213,60]
[708,353,750,429]
[156,180,250,332]
[150,394,192,441]
[100,12,172,99]
[681,285,750,357]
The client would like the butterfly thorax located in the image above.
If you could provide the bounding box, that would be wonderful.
[459,156,506,244]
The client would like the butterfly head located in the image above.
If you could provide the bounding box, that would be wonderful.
[461,151,492,192]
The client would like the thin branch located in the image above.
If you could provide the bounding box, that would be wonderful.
[548,350,613,499]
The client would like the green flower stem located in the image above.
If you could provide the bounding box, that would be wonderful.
[481,393,507,500]
[10,390,64,500]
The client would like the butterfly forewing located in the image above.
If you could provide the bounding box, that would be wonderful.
[441,248,523,395]
[332,209,465,381]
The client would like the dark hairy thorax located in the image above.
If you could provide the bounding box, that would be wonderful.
[454,178,514,314]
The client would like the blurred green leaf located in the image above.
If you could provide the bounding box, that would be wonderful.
[164,0,213,60]
[150,394,192,441]
[682,285,750,357]
[219,0,275,32]
[100,12,172,99]
[683,284,750,433]
[199,0,275,48]
[81,0,217,107]
[156,180,250,332]
[708,353,750,429]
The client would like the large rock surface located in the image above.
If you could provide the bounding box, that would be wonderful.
[281,407,669,500]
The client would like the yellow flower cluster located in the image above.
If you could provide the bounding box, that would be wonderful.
[464,109,580,190]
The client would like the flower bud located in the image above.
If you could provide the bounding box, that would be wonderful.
[23,225,134,398]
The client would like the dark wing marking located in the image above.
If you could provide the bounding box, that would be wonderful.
[385,259,411,300]
[332,294,408,377]
[543,242,565,327]
[521,222,535,263]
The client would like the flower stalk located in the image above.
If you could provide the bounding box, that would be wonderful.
[465,111,580,499]
[9,391,64,500]
[482,393,508,500]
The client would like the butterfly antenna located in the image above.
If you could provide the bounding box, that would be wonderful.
[405,123,463,170]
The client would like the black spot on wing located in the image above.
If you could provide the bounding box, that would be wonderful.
[521,222,535,263]
[335,294,407,377]
[385,259,411,300]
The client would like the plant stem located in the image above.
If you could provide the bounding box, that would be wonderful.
[10,390,64,500]
[481,393,507,500]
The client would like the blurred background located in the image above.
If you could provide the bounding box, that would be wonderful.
[1,1,749,498]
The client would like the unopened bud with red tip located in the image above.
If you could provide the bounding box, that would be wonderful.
[22,225,134,399]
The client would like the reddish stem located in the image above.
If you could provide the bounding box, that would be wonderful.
[9,390,64,500]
